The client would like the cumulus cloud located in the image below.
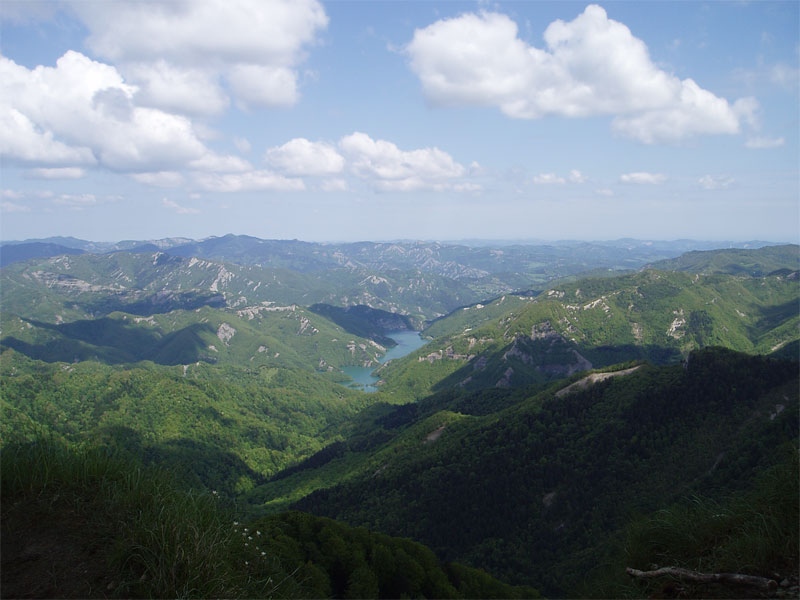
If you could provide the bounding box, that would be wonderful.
[406,5,754,143]
[745,136,785,149]
[619,172,666,184]
[124,60,229,115]
[194,170,305,192]
[227,64,299,109]
[73,0,328,114]
[611,83,750,144]
[0,106,96,166]
[162,197,200,214]
[0,51,259,178]
[266,138,345,176]
[698,175,734,190]
[532,173,565,185]
[339,131,467,191]
[26,167,86,179]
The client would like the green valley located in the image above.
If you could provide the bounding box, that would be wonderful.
[1,239,797,598]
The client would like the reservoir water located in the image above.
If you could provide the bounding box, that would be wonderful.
[340,330,428,392]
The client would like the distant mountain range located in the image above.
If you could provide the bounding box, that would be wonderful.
[2,234,789,282]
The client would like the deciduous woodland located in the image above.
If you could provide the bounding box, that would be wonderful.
[1,238,798,598]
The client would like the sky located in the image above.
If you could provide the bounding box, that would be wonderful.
[1,0,798,243]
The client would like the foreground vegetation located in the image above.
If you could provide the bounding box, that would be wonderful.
[593,449,800,598]
[0,439,538,598]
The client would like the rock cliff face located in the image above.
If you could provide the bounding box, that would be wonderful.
[493,321,592,386]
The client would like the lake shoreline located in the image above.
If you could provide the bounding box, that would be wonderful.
[341,330,428,392]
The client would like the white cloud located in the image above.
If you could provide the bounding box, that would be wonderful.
[406,5,752,143]
[339,131,467,191]
[698,175,734,190]
[0,51,217,172]
[611,81,748,144]
[568,169,587,184]
[0,107,96,166]
[745,136,785,149]
[194,170,305,192]
[595,188,614,196]
[532,173,565,185]
[619,172,666,184]
[73,0,328,113]
[162,197,200,214]
[26,167,86,179]
[228,64,298,109]
[266,138,345,176]
[131,171,185,187]
[124,60,229,115]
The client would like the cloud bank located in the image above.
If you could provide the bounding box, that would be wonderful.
[406,5,756,143]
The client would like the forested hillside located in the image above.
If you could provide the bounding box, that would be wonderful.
[648,244,799,275]
[290,348,798,595]
[1,241,797,598]
[374,269,799,401]
[0,349,386,494]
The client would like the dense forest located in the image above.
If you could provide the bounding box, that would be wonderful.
[1,239,798,598]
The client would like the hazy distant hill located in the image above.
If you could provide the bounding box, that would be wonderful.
[648,243,799,275]
[0,242,85,267]
[0,236,193,254]
[0,251,484,323]
[5,235,787,297]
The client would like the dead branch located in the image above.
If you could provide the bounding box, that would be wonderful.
[626,566,778,592]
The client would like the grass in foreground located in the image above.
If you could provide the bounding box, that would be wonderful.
[1,438,304,599]
[584,446,799,598]
[1,437,539,599]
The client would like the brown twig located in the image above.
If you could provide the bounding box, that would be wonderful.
[626,566,778,593]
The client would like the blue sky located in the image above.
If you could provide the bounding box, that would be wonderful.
[1,0,797,243]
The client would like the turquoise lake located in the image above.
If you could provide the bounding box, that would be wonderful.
[340,330,428,393]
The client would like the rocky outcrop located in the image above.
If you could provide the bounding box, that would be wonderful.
[499,321,593,378]
[216,323,236,345]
